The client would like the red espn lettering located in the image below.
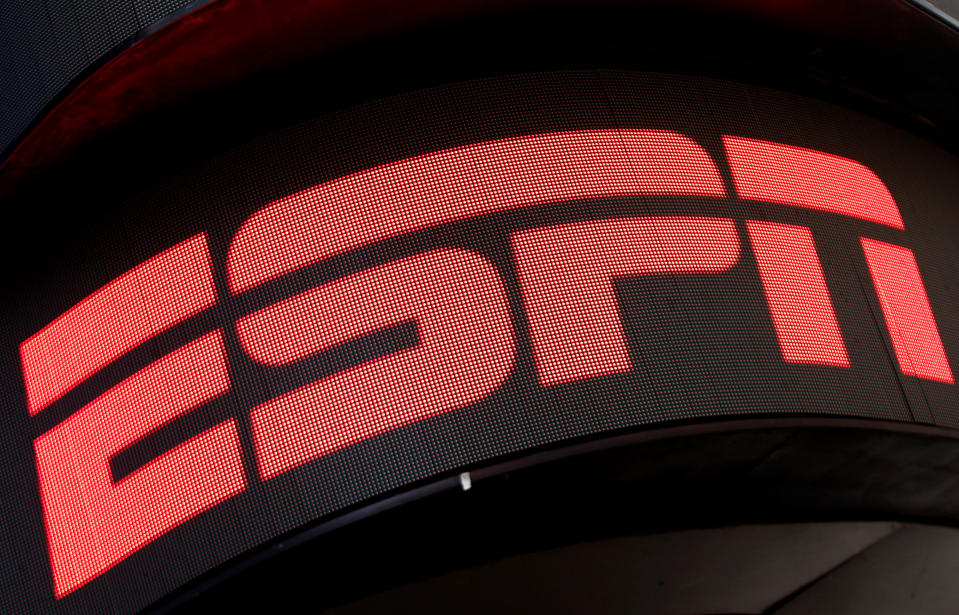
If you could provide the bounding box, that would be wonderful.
[861,238,954,383]
[513,217,740,385]
[34,333,246,597]
[21,234,217,415]
[239,248,515,478]
[723,135,904,229]
[746,221,849,367]
[22,130,955,597]
[227,129,727,292]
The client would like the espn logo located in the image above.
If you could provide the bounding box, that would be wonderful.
[20,130,952,596]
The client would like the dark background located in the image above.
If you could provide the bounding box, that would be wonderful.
[3,70,959,613]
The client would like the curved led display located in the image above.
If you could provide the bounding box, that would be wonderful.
[4,71,959,613]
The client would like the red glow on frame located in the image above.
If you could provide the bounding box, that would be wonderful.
[33,332,246,597]
[723,136,904,229]
[227,129,728,293]
[238,249,515,479]
[20,235,218,415]
[512,217,740,386]
[746,221,849,366]
[860,238,954,383]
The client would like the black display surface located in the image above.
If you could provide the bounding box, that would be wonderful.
[4,71,959,613]
[0,0,197,159]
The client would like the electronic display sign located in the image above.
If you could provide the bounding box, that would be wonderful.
[3,71,959,613]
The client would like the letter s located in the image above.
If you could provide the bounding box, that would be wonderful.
[236,248,516,479]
